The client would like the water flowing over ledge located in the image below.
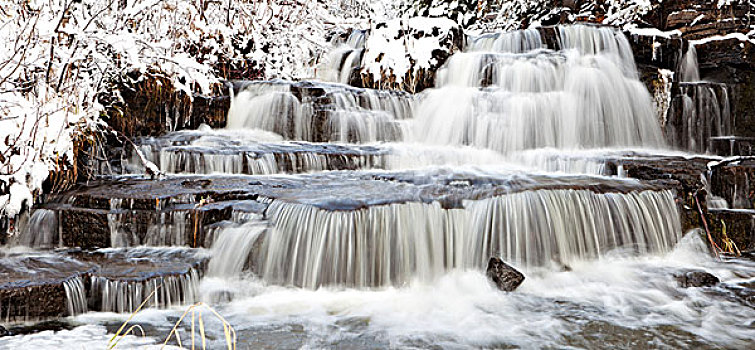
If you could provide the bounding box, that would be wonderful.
[260,188,681,288]
[414,25,665,153]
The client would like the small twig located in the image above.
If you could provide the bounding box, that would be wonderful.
[694,191,722,259]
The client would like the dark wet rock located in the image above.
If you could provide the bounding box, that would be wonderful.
[60,208,110,249]
[709,137,755,157]
[675,270,720,288]
[0,325,8,337]
[0,254,95,322]
[710,158,755,210]
[627,32,684,73]
[2,320,74,337]
[104,73,230,139]
[654,1,750,39]
[706,209,755,253]
[486,257,525,292]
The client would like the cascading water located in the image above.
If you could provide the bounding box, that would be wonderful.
[88,269,200,313]
[16,209,58,248]
[669,83,732,153]
[413,25,665,153]
[317,30,367,84]
[226,81,412,143]
[670,41,737,154]
[63,276,88,316]
[109,209,192,248]
[680,44,701,82]
[126,129,389,175]
[261,189,681,288]
[467,29,544,53]
[207,219,266,277]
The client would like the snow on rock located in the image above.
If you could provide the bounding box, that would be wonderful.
[359,17,462,92]
[406,0,497,28]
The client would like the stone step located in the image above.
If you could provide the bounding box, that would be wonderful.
[29,170,676,251]
[709,137,755,157]
[0,248,207,322]
[0,254,94,323]
[128,130,389,175]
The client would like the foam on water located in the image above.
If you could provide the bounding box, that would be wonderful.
[212,233,755,349]
[3,236,752,349]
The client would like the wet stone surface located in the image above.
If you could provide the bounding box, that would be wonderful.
[675,270,720,288]
[0,248,207,321]
[52,170,673,212]
[0,254,95,322]
[486,257,525,292]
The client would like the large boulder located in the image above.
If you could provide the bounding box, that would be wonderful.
[675,270,720,288]
[486,257,525,292]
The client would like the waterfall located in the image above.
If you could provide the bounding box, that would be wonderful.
[129,130,388,175]
[108,198,195,248]
[16,209,58,248]
[414,25,665,153]
[226,81,412,143]
[317,30,367,84]
[89,269,200,313]
[468,29,545,53]
[680,45,701,82]
[669,83,732,153]
[260,188,681,288]
[63,276,88,316]
[226,82,304,138]
[505,149,609,175]
[207,220,266,277]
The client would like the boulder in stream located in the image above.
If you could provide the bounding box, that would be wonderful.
[486,257,525,292]
[675,270,720,288]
